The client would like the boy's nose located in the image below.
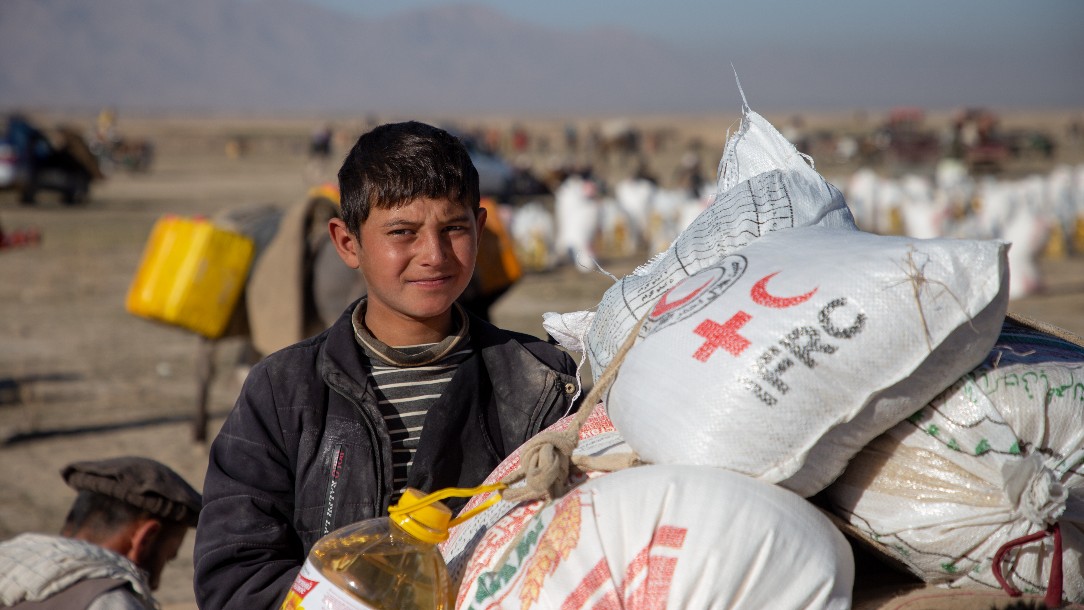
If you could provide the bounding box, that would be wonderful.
[417,231,449,264]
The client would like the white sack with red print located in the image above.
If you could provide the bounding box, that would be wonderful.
[823,317,1084,601]
[606,225,1009,497]
[440,404,632,589]
[543,107,857,378]
[458,464,854,610]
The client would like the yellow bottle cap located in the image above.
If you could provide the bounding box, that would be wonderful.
[390,488,452,545]
[387,482,508,545]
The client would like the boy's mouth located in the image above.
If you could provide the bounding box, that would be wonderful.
[409,276,453,287]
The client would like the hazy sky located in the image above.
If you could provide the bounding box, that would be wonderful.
[308,0,1082,54]
[298,0,1083,110]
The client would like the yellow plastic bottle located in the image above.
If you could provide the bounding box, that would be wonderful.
[281,485,503,610]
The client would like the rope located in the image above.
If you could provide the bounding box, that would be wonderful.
[991,522,1063,608]
[499,314,647,503]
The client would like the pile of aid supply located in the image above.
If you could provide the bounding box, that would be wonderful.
[442,406,854,610]
[545,95,1009,498]
[522,90,1078,607]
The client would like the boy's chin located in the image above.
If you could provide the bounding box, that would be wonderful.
[400,297,459,322]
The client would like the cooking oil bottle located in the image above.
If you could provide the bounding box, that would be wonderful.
[281,484,504,610]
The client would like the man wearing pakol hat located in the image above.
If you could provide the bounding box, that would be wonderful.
[0,456,201,609]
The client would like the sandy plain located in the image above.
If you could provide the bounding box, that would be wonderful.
[1,110,1082,609]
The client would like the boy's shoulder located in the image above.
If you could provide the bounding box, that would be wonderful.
[470,316,574,375]
[247,324,333,380]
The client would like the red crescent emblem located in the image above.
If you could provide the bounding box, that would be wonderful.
[651,276,714,317]
[750,272,817,309]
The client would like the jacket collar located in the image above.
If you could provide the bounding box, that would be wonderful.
[320,299,556,396]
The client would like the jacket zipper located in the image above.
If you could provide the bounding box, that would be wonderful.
[330,385,390,516]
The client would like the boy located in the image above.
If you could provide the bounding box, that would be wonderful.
[194,121,579,609]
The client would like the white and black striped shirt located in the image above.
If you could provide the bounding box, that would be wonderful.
[352,301,472,491]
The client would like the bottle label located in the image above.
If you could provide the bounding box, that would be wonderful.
[280,558,377,610]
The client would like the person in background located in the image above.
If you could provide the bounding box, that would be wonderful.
[195,121,580,609]
[0,456,202,610]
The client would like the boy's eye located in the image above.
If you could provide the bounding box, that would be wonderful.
[388,229,414,236]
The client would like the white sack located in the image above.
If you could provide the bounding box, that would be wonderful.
[553,176,601,272]
[544,108,856,382]
[459,465,854,610]
[614,177,655,249]
[824,317,1084,601]
[510,201,557,272]
[606,225,1009,497]
[440,404,630,589]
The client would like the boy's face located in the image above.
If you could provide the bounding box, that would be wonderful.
[330,196,486,340]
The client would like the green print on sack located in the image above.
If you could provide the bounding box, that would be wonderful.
[1049,380,1084,401]
[976,366,1084,403]
[472,518,546,603]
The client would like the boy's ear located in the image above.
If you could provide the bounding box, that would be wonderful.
[329,217,361,269]
[474,206,487,244]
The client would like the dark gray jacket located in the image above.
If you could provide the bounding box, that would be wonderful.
[194,303,578,610]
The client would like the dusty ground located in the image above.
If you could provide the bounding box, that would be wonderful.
[0,112,1082,609]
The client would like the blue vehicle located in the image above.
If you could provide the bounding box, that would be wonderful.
[1,115,102,205]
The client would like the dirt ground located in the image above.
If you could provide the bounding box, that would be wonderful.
[1,113,1082,609]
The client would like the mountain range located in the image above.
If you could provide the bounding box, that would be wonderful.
[1,0,1080,116]
[0,0,738,115]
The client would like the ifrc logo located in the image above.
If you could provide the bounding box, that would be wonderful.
[642,256,746,337]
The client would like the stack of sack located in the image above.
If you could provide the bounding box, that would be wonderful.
[440,92,1084,608]
[822,314,1084,607]
[441,405,854,610]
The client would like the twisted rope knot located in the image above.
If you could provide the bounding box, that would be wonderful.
[498,314,647,505]
[500,427,581,503]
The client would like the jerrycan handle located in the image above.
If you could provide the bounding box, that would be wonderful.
[388,482,508,528]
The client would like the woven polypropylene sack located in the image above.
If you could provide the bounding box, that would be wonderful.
[545,109,857,381]
[606,225,1009,497]
[823,317,1084,602]
[458,464,854,610]
[440,404,632,589]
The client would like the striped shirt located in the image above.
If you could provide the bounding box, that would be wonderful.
[352,301,472,491]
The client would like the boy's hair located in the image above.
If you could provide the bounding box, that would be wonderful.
[337,121,481,236]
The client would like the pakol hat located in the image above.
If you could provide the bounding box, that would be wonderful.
[62,456,202,528]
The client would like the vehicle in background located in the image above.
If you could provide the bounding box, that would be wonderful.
[949,108,1012,174]
[0,114,103,204]
[458,131,515,200]
[442,126,552,203]
[872,107,943,167]
[1003,128,1057,160]
[0,141,15,188]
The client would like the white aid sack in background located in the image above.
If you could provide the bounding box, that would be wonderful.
[823,317,1084,602]
[440,404,633,590]
[459,464,854,610]
[544,107,856,379]
[606,225,1009,497]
